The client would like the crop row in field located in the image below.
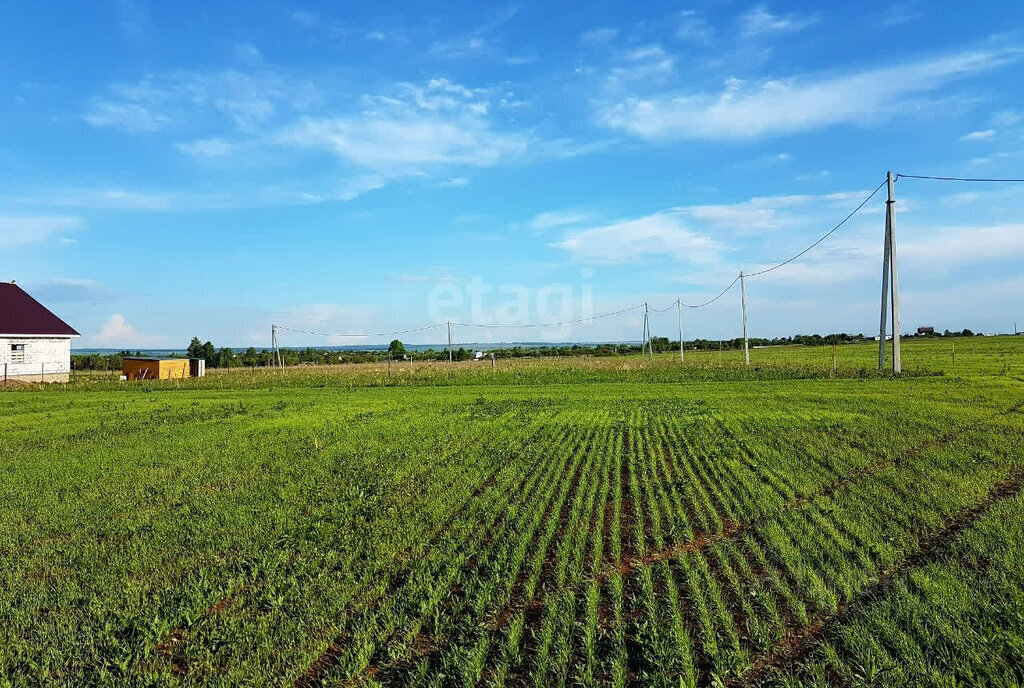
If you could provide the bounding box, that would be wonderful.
[282,398,1024,687]
[2,371,1023,687]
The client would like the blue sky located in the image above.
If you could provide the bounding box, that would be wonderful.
[3,1,1023,348]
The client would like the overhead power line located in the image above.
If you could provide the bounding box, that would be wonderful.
[896,173,1024,183]
[280,171,973,338]
[274,322,445,338]
[453,303,644,329]
[743,178,888,277]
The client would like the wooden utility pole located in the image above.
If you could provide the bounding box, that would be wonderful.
[831,342,836,374]
[447,320,452,363]
[740,271,749,365]
[677,298,684,362]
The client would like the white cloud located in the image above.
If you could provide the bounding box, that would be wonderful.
[0,215,84,248]
[991,110,1023,128]
[175,137,239,157]
[234,43,263,66]
[676,11,713,43]
[796,170,831,181]
[580,27,618,44]
[597,48,1019,140]
[960,129,996,141]
[606,45,676,85]
[739,6,817,37]
[28,279,118,303]
[528,210,594,231]
[882,3,922,27]
[83,101,168,132]
[94,314,161,347]
[753,222,1024,287]
[276,78,530,176]
[84,69,320,133]
[674,191,870,233]
[390,273,460,284]
[553,213,722,265]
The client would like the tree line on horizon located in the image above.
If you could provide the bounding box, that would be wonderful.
[68,329,988,371]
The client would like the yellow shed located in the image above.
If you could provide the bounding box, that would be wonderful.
[122,357,190,380]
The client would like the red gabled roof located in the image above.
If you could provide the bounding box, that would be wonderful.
[0,282,80,336]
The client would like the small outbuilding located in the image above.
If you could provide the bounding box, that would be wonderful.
[1,281,80,383]
[123,357,190,380]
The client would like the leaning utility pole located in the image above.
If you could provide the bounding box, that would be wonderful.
[878,171,901,372]
[271,324,283,368]
[740,271,749,365]
[677,298,684,362]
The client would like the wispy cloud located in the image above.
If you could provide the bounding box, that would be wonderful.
[94,314,162,347]
[882,3,923,27]
[738,6,817,38]
[553,213,722,265]
[676,11,713,43]
[175,137,240,158]
[83,69,320,133]
[597,47,1019,140]
[276,78,530,176]
[27,279,119,304]
[580,27,618,44]
[0,215,84,248]
[83,101,168,132]
[528,209,594,231]
[960,129,996,141]
[428,5,519,59]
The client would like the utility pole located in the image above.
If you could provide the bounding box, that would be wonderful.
[677,298,684,362]
[740,271,749,365]
[271,324,283,368]
[877,188,891,370]
[447,320,453,363]
[643,302,653,359]
[887,171,902,373]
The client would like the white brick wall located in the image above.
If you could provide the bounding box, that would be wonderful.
[0,337,72,377]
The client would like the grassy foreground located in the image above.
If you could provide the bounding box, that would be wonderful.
[2,336,1023,687]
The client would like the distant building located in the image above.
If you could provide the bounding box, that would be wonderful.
[122,357,191,380]
[0,281,80,383]
[917,326,935,335]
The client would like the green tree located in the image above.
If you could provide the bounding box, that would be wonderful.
[650,336,671,353]
[241,347,258,367]
[187,337,204,359]
[202,341,216,367]
[388,339,406,358]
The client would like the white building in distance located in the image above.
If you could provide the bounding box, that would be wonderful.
[1,281,80,383]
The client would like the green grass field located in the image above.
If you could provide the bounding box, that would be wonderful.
[2,336,1024,687]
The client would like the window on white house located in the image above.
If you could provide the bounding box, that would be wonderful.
[11,344,25,363]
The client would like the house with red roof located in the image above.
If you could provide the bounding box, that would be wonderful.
[1,281,80,383]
